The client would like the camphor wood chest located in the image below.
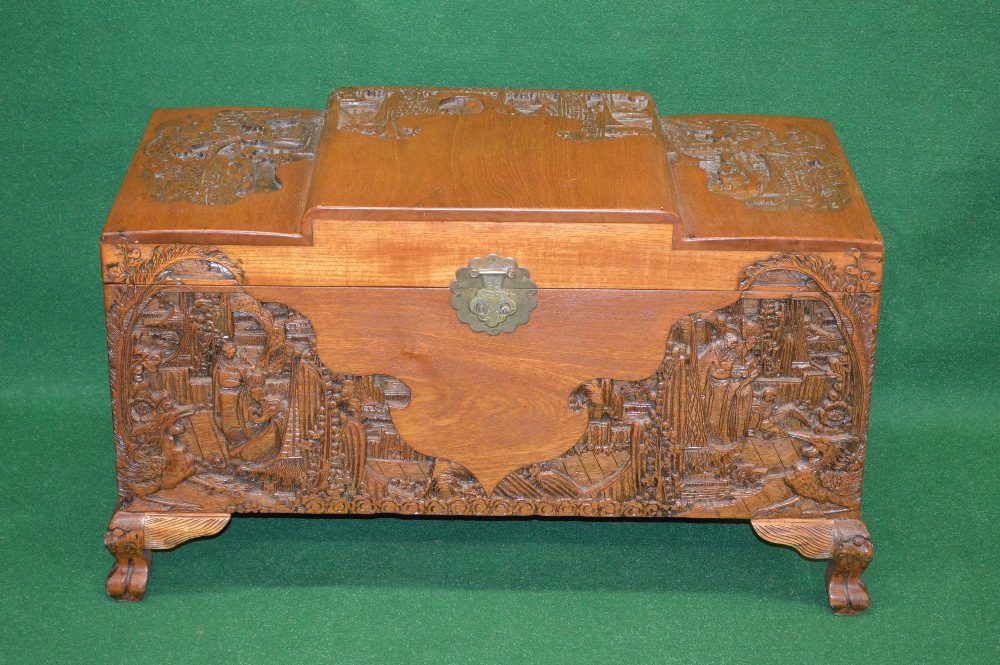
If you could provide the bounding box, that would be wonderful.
[101,87,883,613]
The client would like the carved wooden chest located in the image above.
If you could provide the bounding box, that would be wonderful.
[102,87,882,613]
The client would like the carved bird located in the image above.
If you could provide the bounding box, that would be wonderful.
[124,406,200,509]
[783,430,860,509]
[570,379,623,421]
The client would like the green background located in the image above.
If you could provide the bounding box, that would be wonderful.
[2,1,997,662]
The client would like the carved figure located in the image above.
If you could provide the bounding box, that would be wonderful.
[229,370,286,463]
[212,341,252,445]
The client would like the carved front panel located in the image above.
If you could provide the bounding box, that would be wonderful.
[107,238,878,519]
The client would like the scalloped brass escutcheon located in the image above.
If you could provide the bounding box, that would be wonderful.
[450,255,538,334]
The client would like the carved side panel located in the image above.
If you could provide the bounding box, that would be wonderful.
[106,238,878,519]
[105,235,479,515]
[660,117,850,211]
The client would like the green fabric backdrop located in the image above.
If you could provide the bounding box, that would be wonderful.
[1,1,997,663]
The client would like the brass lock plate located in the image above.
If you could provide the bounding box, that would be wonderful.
[450,255,537,334]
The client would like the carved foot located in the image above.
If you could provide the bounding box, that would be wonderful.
[752,518,873,615]
[825,521,873,615]
[104,513,150,601]
[104,511,230,601]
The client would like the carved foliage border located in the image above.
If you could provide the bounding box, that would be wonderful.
[105,235,245,506]
[740,249,881,441]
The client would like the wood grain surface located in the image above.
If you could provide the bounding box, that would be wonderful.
[244,286,737,491]
[99,88,884,613]
[306,88,677,225]
[101,230,883,291]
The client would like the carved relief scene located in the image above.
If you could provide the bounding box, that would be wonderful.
[332,87,658,142]
[106,240,485,516]
[142,109,323,205]
[109,241,876,520]
[111,276,459,514]
[516,274,870,520]
[660,117,850,211]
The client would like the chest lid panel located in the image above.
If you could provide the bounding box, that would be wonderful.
[100,88,883,289]
[305,87,678,226]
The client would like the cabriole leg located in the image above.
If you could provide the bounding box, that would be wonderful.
[104,512,150,601]
[752,517,873,614]
[825,521,873,614]
[104,511,230,601]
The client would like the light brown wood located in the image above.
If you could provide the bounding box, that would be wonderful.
[100,88,884,613]
[306,88,678,226]
[103,241,878,519]
[101,90,883,261]
[102,107,321,246]
[663,115,882,252]
[101,230,882,290]
[243,286,738,491]
[105,511,230,601]
[753,518,873,614]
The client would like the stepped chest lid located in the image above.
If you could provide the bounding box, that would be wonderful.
[101,87,881,289]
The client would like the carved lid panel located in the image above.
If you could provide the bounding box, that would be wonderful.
[103,107,323,246]
[663,115,882,251]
